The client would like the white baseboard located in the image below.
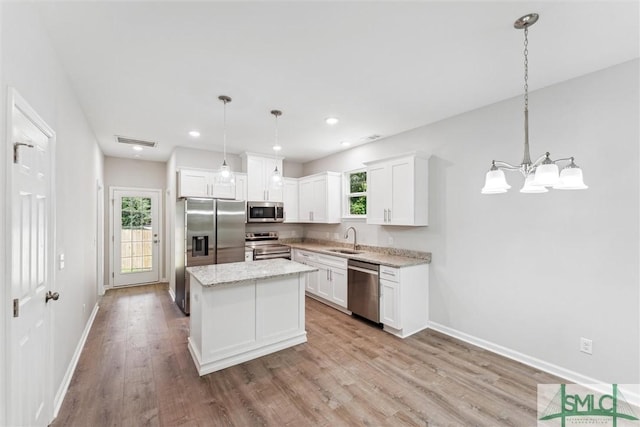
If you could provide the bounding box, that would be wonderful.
[428,321,640,407]
[53,303,100,418]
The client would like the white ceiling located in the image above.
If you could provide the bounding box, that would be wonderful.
[36,1,639,163]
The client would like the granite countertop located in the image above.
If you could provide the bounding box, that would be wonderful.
[187,259,318,287]
[286,241,431,268]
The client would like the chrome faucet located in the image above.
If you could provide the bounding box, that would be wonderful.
[344,226,357,251]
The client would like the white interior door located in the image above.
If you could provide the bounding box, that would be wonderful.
[111,188,160,286]
[9,89,55,426]
[97,180,105,295]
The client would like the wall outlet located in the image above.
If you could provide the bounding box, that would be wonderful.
[388,236,394,245]
[580,337,593,355]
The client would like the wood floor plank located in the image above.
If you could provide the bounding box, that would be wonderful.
[52,283,567,427]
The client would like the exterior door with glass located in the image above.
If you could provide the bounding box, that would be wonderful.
[111,188,161,286]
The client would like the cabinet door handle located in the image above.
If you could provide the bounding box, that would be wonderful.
[384,209,388,222]
[388,209,391,222]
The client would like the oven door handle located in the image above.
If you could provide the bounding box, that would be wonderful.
[254,253,291,261]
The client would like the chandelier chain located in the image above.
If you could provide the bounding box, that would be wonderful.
[524,27,529,111]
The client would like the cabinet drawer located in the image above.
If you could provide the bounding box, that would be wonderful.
[380,266,400,282]
[316,254,348,269]
[294,249,317,264]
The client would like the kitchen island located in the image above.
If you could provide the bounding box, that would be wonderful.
[186,259,317,376]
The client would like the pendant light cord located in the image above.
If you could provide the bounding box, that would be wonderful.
[223,99,227,162]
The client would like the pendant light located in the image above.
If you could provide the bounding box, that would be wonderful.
[481,13,588,195]
[216,95,234,184]
[270,109,283,188]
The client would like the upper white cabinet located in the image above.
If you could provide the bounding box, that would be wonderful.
[241,153,283,202]
[364,152,429,226]
[298,172,341,224]
[282,177,299,223]
[234,172,248,201]
[177,168,235,199]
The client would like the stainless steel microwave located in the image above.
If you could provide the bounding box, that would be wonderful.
[247,201,284,223]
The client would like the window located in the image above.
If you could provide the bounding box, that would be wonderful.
[345,169,367,217]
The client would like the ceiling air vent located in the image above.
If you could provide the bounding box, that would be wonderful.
[115,135,157,148]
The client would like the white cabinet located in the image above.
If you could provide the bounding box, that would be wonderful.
[364,153,429,226]
[241,153,283,202]
[379,267,401,329]
[282,177,299,223]
[177,168,235,199]
[293,249,348,309]
[235,172,248,201]
[298,172,341,224]
[379,264,429,338]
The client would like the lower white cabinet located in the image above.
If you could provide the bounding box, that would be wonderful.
[293,249,348,309]
[380,278,401,329]
[379,264,429,338]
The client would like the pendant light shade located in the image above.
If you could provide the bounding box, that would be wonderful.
[481,13,587,195]
[216,95,234,185]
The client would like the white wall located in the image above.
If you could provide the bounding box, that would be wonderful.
[0,3,6,423]
[1,3,104,423]
[304,60,640,384]
[104,156,167,284]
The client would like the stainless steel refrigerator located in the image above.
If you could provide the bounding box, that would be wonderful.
[175,198,246,314]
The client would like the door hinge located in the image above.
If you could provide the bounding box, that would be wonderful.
[112,272,114,278]
[13,298,19,317]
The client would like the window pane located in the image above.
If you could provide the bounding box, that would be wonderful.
[349,196,367,215]
[350,172,367,193]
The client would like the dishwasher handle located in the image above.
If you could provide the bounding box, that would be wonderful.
[347,265,379,275]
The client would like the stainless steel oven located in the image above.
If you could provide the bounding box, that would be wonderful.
[245,231,291,260]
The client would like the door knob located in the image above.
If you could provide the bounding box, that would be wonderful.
[45,291,59,303]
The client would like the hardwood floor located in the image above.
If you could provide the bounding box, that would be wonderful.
[52,283,561,426]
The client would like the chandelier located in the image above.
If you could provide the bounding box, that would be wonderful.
[481,13,588,194]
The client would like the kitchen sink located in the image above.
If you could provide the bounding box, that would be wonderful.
[327,248,363,255]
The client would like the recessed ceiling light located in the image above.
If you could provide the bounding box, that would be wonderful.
[132,145,143,152]
[273,145,282,151]
[341,141,351,147]
[189,130,201,137]
[325,117,339,125]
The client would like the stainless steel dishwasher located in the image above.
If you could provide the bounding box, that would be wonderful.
[347,259,380,323]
